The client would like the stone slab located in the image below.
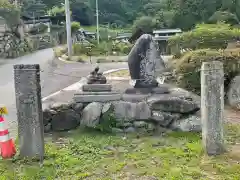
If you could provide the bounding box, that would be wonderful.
[82,84,112,92]
[121,94,150,102]
[75,91,120,95]
[125,86,170,94]
[74,93,121,103]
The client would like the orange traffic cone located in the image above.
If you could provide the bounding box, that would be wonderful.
[0,115,16,159]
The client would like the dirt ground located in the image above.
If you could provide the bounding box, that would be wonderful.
[108,79,240,124]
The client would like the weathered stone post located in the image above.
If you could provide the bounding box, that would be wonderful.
[14,64,44,160]
[201,61,226,155]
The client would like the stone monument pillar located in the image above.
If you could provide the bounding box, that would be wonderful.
[14,64,44,160]
[201,61,226,155]
[128,34,166,89]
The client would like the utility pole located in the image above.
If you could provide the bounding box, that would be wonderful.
[65,0,72,57]
[96,0,100,44]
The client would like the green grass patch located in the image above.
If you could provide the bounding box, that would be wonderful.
[0,124,240,179]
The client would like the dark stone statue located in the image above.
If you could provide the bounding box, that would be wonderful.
[87,67,107,84]
[128,34,166,89]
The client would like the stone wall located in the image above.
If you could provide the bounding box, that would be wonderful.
[0,32,32,58]
[43,87,201,134]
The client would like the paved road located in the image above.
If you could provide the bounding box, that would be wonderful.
[0,49,127,138]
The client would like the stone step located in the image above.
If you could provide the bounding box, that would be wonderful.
[82,84,112,92]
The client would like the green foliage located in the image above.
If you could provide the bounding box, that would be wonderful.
[132,16,156,34]
[21,0,47,18]
[173,48,240,94]
[168,23,240,51]
[97,106,117,133]
[48,5,65,16]
[208,11,239,25]
[73,40,132,56]
[0,0,21,30]
[71,21,80,34]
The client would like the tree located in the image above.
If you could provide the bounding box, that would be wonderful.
[208,11,239,25]
[22,0,47,18]
[132,16,156,34]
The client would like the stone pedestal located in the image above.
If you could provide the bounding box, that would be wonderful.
[74,92,121,103]
[14,64,44,160]
[82,84,112,92]
[125,85,170,94]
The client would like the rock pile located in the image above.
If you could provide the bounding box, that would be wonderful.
[43,86,201,134]
[0,32,32,58]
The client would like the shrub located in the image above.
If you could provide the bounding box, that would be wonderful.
[71,21,80,34]
[173,48,240,95]
[168,23,240,51]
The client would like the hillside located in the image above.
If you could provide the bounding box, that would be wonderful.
[24,0,240,30]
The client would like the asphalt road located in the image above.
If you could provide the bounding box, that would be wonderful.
[0,48,128,137]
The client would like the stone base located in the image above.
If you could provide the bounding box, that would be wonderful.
[125,86,170,94]
[74,92,121,102]
[82,84,112,92]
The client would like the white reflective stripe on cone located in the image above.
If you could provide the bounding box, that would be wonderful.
[0,121,6,131]
[0,134,10,142]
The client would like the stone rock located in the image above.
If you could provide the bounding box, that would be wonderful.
[42,109,57,126]
[116,122,133,128]
[170,115,201,132]
[133,121,147,128]
[124,127,136,133]
[72,103,84,112]
[50,102,72,112]
[113,101,137,122]
[227,75,240,109]
[169,87,201,107]
[148,94,199,113]
[81,102,103,128]
[151,111,181,127]
[44,123,51,133]
[135,102,151,120]
[128,34,166,88]
[51,109,80,131]
[147,123,156,131]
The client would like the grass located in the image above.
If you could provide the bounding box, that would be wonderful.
[107,69,130,77]
[0,124,240,179]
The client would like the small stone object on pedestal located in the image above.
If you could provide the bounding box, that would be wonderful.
[126,34,169,94]
[84,66,112,92]
[87,66,107,84]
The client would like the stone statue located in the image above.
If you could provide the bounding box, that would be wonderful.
[87,67,107,84]
[128,34,166,89]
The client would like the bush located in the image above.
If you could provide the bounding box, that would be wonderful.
[173,48,240,95]
[71,21,80,34]
[168,23,240,51]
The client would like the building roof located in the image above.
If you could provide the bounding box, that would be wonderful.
[153,29,182,34]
